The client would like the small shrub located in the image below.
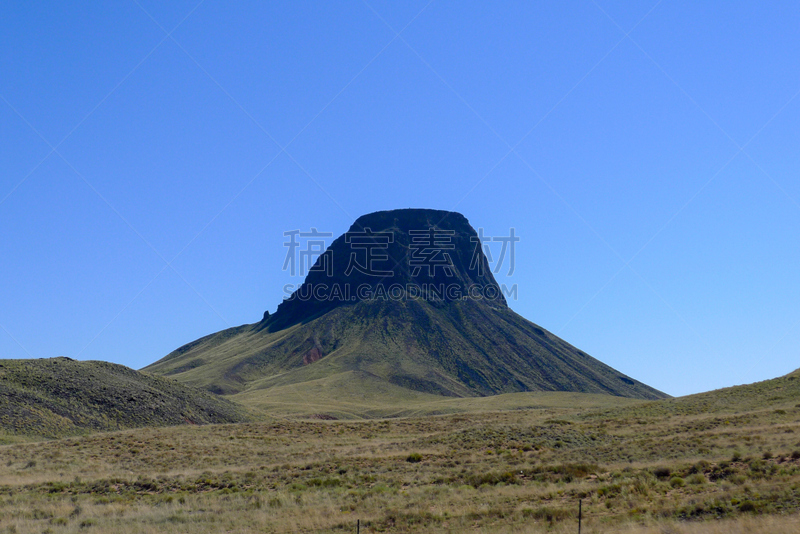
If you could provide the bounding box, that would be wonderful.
[246,496,262,510]
[731,474,748,485]
[791,451,800,460]
[749,459,766,474]
[370,484,390,494]
[763,451,773,460]
[632,476,652,496]
[669,477,686,488]
[552,463,598,478]
[307,477,341,488]
[466,471,517,488]
[597,483,621,497]
[406,453,423,463]
[686,473,706,485]
[738,500,757,512]
[692,460,710,473]
[653,467,671,479]
[522,506,571,522]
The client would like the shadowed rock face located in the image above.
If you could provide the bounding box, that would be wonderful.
[146,209,669,401]
[265,209,505,331]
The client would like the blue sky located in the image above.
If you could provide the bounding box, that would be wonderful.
[1,1,798,397]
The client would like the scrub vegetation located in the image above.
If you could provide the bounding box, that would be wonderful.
[1,371,800,532]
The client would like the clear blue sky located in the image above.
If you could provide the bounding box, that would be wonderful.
[2,1,798,397]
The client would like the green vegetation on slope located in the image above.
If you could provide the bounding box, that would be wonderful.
[582,371,800,423]
[232,371,646,420]
[146,298,667,404]
[0,357,251,440]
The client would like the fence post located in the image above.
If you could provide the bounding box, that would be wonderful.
[357,518,360,534]
[578,499,582,534]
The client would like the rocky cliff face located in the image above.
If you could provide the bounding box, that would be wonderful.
[265,209,505,330]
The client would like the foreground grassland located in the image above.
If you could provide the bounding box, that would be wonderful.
[2,374,800,533]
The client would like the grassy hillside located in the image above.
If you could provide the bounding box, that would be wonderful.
[582,371,800,422]
[0,372,799,533]
[232,371,646,420]
[146,298,667,404]
[0,357,251,441]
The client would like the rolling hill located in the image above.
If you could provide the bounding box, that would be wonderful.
[584,365,800,421]
[0,357,250,439]
[145,209,667,410]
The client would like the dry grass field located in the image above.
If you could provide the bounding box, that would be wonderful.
[2,372,800,533]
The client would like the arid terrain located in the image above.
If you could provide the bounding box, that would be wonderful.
[2,371,799,533]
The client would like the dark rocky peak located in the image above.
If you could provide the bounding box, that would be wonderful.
[263,209,506,330]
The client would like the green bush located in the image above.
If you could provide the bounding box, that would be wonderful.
[738,500,757,512]
[669,477,686,488]
[686,473,706,485]
[406,453,423,463]
[653,467,671,479]
[597,483,622,497]
[691,460,710,473]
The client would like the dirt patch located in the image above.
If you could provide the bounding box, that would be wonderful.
[302,347,323,365]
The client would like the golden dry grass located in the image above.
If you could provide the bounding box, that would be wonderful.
[1,390,800,533]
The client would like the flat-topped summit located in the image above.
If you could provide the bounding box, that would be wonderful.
[267,208,505,330]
